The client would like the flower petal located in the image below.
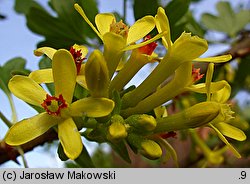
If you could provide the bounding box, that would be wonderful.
[214,122,246,141]
[95,13,116,35]
[70,97,114,117]
[171,32,208,61]
[123,31,167,51]
[103,32,126,78]
[29,69,53,84]
[74,3,102,40]
[5,112,60,145]
[127,15,155,44]
[209,123,241,158]
[52,49,77,103]
[58,118,83,160]
[155,7,172,49]
[34,47,57,60]
[194,54,232,63]
[8,75,47,107]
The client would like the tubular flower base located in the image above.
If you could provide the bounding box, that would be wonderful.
[3,4,248,167]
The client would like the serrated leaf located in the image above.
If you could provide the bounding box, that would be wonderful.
[0,57,29,95]
[19,0,99,49]
[14,0,41,14]
[201,1,250,37]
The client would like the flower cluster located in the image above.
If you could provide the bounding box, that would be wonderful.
[4,4,246,165]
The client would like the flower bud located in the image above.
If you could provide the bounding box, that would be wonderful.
[125,114,157,132]
[85,50,110,97]
[140,140,162,160]
[107,115,127,141]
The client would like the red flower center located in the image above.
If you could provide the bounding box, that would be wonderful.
[70,47,86,74]
[138,35,158,55]
[41,94,67,116]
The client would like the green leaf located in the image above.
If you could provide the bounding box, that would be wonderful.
[133,0,159,20]
[109,140,131,163]
[17,0,99,49]
[14,0,41,14]
[165,0,191,41]
[201,1,250,37]
[75,144,95,167]
[0,57,29,95]
[183,12,205,38]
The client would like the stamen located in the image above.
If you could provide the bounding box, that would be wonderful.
[70,47,86,74]
[192,65,204,82]
[110,20,129,38]
[41,94,67,116]
[138,35,158,55]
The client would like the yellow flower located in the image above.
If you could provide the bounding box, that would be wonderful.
[121,7,232,109]
[4,49,114,160]
[188,63,246,158]
[74,3,159,78]
[30,44,88,89]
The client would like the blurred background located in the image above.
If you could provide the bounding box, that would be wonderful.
[1,0,250,167]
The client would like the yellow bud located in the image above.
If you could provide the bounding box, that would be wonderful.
[85,50,110,97]
[108,122,127,141]
[140,140,162,160]
[125,114,157,132]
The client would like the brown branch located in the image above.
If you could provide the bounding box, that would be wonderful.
[0,129,58,165]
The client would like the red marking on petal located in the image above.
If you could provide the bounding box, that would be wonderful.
[138,35,158,55]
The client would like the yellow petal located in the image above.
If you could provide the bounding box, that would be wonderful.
[34,47,57,60]
[95,13,116,35]
[58,118,83,160]
[70,97,114,117]
[209,123,241,158]
[8,75,47,107]
[5,112,60,146]
[123,31,167,51]
[155,7,172,49]
[127,15,155,45]
[103,32,126,78]
[52,49,77,103]
[29,69,53,84]
[185,80,230,94]
[74,3,102,40]
[214,122,246,141]
[171,32,208,61]
[194,54,232,63]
